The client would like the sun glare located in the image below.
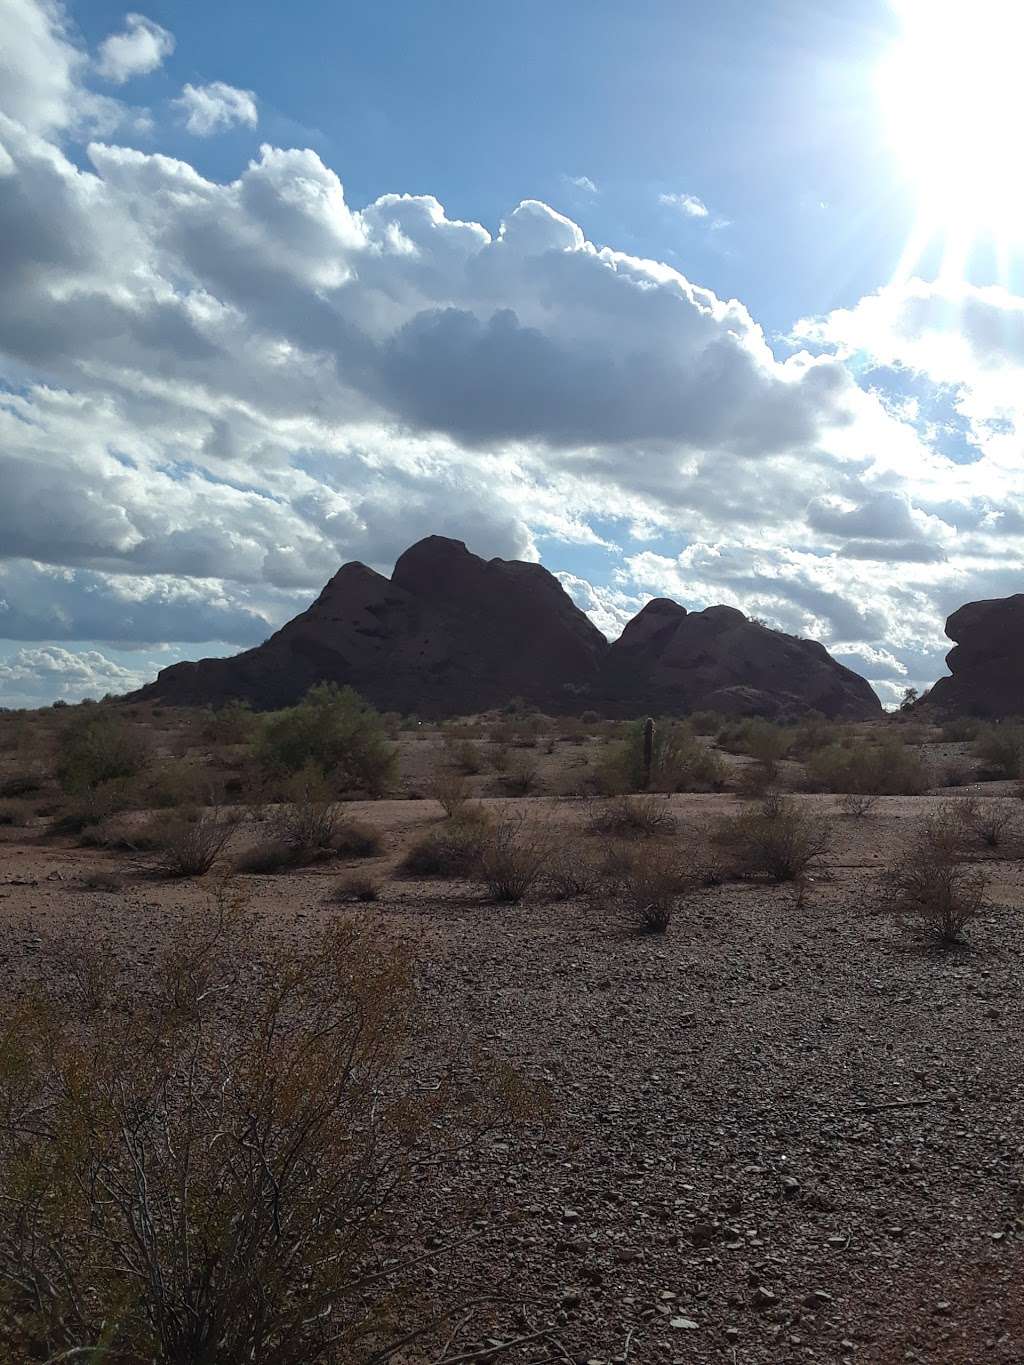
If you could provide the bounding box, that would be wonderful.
[878,0,1024,281]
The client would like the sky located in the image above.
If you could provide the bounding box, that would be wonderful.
[2,0,1024,707]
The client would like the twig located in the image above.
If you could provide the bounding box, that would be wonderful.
[432,1328,551,1364]
[623,1327,635,1362]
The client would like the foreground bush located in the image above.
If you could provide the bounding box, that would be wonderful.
[714,795,831,882]
[151,808,237,877]
[615,845,690,933]
[881,810,988,944]
[55,710,149,794]
[806,738,930,795]
[254,683,396,795]
[587,793,677,839]
[476,818,552,902]
[0,904,525,1363]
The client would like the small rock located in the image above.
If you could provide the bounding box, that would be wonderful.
[803,1290,834,1308]
[753,1287,780,1309]
[669,1318,699,1331]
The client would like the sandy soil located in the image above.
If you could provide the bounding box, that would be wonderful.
[3,777,1024,1364]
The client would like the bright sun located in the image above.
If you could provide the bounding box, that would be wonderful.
[878,0,1024,279]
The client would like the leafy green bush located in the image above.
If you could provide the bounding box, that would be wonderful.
[973,723,1024,779]
[201,699,259,745]
[806,738,930,795]
[55,711,149,794]
[254,684,396,795]
[596,720,723,794]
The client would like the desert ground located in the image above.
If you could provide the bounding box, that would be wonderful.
[2,702,1024,1363]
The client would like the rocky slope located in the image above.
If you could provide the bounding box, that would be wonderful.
[132,537,881,718]
[927,594,1024,717]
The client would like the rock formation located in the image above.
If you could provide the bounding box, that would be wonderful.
[926,594,1024,717]
[132,536,882,719]
[597,598,879,720]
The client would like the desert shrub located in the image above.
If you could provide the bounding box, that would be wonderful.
[788,712,836,758]
[331,872,380,902]
[941,716,982,743]
[80,870,124,892]
[202,699,258,745]
[444,734,485,774]
[254,683,396,795]
[588,793,677,839]
[148,758,218,809]
[970,800,1016,848]
[0,801,28,827]
[0,903,521,1364]
[0,772,42,799]
[274,794,343,854]
[688,710,724,736]
[50,777,134,835]
[580,709,601,726]
[55,711,149,794]
[235,838,296,874]
[597,720,723,794]
[973,723,1024,779]
[503,754,541,795]
[476,818,552,902]
[881,815,988,944]
[544,844,602,901]
[616,845,690,933]
[714,795,831,882]
[488,740,511,773]
[150,809,236,877]
[333,819,382,858]
[429,769,472,818]
[806,738,931,795]
[841,791,879,818]
[401,814,491,878]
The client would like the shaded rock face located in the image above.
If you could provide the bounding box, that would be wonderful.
[598,599,880,720]
[134,537,608,716]
[133,536,882,719]
[927,595,1024,718]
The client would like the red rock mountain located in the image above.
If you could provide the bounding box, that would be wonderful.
[133,536,881,719]
[599,598,880,720]
[926,595,1024,717]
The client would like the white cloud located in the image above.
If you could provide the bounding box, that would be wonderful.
[0,645,148,706]
[96,13,174,84]
[175,81,258,136]
[564,174,597,193]
[659,191,709,218]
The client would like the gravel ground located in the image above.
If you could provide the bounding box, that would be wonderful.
[2,790,1024,1363]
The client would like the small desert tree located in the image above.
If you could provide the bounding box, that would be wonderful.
[255,683,396,795]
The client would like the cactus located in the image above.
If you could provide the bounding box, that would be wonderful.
[642,716,655,789]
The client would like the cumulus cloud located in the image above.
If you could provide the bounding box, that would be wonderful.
[0,645,148,706]
[4,0,1024,705]
[96,12,174,84]
[659,192,709,218]
[175,81,258,136]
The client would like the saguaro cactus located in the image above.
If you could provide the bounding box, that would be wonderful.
[642,716,655,789]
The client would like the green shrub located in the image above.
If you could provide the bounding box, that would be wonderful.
[202,699,259,745]
[973,723,1024,779]
[254,684,396,795]
[941,716,982,743]
[597,720,723,794]
[56,712,149,794]
[806,738,930,795]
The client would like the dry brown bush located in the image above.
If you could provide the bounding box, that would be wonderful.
[713,795,831,882]
[331,872,381,902]
[0,901,527,1364]
[881,813,988,944]
[971,800,1016,848]
[543,844,602,901]
[503,754,541,795]
[841,791,879,818]
[599,843,691,932]
[428,768,472,818]
[476,817,553,902]
[587,793,677,839]
[400,813,492,878]
[151,808,237,877]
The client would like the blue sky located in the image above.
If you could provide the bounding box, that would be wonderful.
[2,0,1024,706]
